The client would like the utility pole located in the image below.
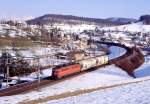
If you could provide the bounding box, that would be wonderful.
[6,53,9,87]
[37,57,40,88]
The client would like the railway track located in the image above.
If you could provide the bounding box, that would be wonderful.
[0,64,105,96]
[0,42,142,96]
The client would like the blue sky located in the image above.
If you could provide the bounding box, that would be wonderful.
[0,0,150,19]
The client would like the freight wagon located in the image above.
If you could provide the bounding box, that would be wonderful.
[79,55,108,71]
[52,55,109,79]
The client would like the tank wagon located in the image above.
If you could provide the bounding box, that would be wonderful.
[52,55,109,79]
[79,55,108,71]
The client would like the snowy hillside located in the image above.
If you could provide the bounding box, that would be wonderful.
[53,24,96,33]
[102,23,150,33]
[0,24,33,38]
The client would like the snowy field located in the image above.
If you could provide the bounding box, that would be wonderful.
[102,23,150,33]
[44,77,150,104]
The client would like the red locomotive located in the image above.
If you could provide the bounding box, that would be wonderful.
[52,63,81,79]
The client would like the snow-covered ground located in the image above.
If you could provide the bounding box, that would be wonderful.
[44,77,150,104]
[102,23,150,33]
[0,24,33,38]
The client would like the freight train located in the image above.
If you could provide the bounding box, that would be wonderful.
[0,52,108,80]
[52,55,109,79]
